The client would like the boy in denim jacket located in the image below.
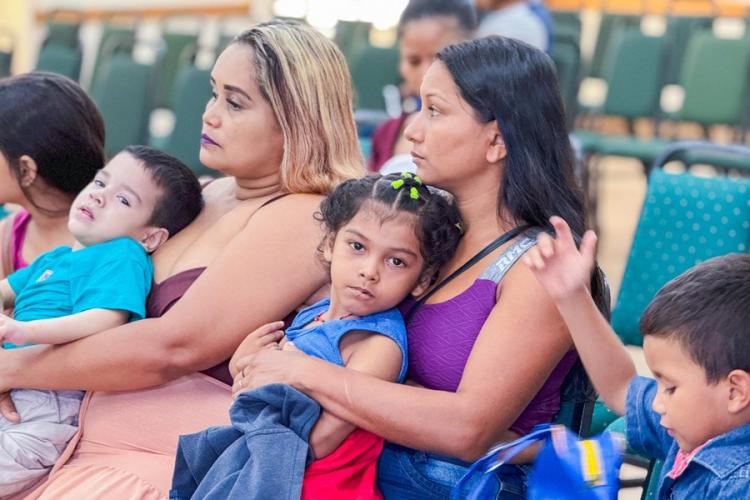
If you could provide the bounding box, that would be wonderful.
[523,216,750,499]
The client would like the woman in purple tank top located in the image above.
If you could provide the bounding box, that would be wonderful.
[234,36,609,499]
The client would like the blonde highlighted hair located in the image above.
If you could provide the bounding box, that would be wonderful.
[233,20,365,194]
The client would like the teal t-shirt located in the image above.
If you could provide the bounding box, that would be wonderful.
[4,237,153,349]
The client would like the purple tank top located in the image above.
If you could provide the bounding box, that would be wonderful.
[146,268,233,385]
[402,229,578,435]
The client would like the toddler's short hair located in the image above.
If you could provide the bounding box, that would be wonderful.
[640,253,750,382]
[122,145,203,238]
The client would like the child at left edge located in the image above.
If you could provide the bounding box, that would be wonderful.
[523,215,750,499]
[0,145,203,497]
[173,173,464,499]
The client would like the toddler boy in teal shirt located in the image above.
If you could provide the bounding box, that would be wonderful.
[0,145,203,496]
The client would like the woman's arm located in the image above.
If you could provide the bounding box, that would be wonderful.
[238,262,573,462]
[0,195,328,392]
[523,217,635,414]
[306,332,402,458]
[234,332,403,459]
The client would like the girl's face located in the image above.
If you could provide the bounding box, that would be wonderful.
[404,61,503,193]
[200,43,284,180]
[399,17,466,98]
[324,203,427,318]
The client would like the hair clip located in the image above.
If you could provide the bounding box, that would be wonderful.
[409,187,419,200]
[391,179,405,190]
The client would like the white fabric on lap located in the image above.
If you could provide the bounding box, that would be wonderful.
[0,389,82,497]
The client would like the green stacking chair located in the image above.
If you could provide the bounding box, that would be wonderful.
[574,28,667,155]
[334,20,372,68]
[45,20,81,49]
[349,44,400,111]
[0,48,11,79]
[162,65,214,177]
[586,13,641,79]
[589,141,750,436]
[588,31,750,167]
[0,28,13,77]
[662,15,712,86]
[36,43,82,81]
[92,54,158,158]
[551,10,581,41]
[89,23,137,90]
[154,32,199,109]
[552,32,582,131]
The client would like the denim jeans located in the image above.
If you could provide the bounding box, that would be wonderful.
[377,443,527,499]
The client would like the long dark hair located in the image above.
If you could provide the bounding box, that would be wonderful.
[438,36,609,402]
[0,72,105,214]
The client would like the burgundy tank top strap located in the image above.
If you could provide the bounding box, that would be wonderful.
[11,209,32,271]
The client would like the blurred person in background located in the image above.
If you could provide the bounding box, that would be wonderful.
[368,0,477,174]
[476,0,553,52]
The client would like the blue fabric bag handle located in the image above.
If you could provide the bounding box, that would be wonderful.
[452,424,625,500]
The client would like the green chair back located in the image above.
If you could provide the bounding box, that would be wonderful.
[154,32,199,109]
[0,51,11,78]
[334,20,372,68]
[551,10,581,41]
[36,43,82,81]
[350,43,400,111]
[641,459,664,500]
[45,20,80,49]
[602,29,665,120]
[163,65,214,177]
[551,32,581,130]
[677,31,750,127]
[587,13,641,78]
[92,54,155,157]
[90,24,136,91]
[612,164,750,346]
[662,16,712,85]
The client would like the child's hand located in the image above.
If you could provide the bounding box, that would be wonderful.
[0,314,27,345]
[523,216,598,302]
[229,321,285,377]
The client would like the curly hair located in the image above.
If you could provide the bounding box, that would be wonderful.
[317,174,463,282]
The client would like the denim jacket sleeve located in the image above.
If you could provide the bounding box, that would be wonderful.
[625,376,673,460]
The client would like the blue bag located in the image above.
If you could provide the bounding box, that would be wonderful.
[452,424,625,500]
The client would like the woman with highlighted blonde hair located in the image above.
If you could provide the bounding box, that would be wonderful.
[0,20,364,498]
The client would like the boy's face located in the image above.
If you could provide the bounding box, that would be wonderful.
[644,335,734,452]
[68,152,163,248]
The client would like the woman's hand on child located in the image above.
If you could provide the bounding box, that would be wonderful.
[231,342,311,397]
[523,216,598,303]
[228,321,285,377]
[0,315,27,345]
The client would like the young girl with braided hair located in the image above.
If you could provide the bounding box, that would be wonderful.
[173,173,463,499]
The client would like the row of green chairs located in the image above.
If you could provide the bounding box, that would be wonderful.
[34,17,213,175]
